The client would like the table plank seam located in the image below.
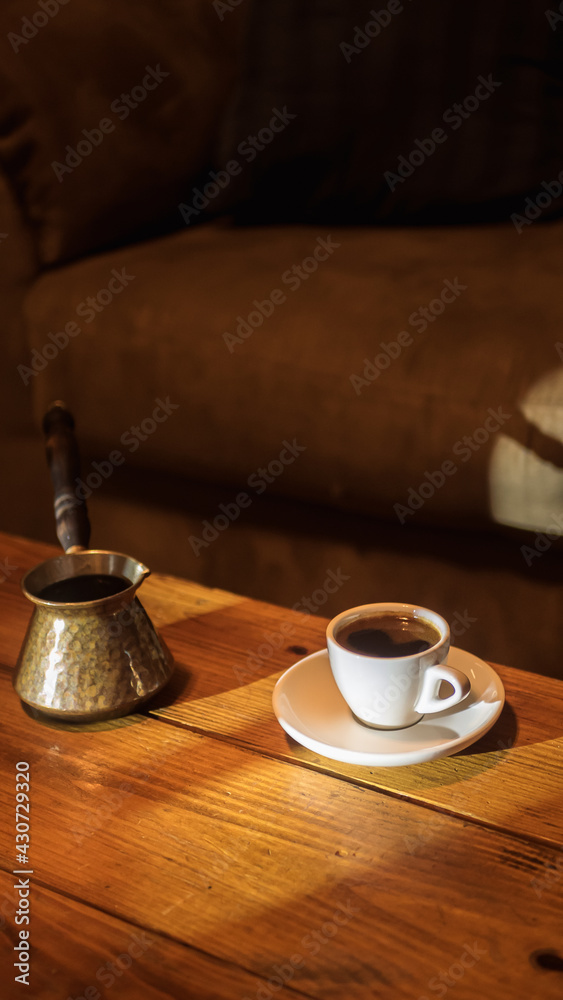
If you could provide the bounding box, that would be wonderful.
[142,708,563,854]
[0,861,321,1000]
[2,674,558,854]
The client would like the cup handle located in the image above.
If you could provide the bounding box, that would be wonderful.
[414,664,471,715]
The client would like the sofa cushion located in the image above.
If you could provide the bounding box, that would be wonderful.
[0,0,244,266]
[21,216,563,537]
[215,0,563,225]
[0,173,37,433]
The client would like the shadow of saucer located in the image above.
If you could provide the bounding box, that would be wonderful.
[280,701,521,791]
[454,700,517,756]
[378,703,519,788]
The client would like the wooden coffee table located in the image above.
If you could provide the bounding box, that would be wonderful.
[0,531,562,999]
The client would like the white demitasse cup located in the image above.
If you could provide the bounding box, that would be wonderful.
[326,603,471,730]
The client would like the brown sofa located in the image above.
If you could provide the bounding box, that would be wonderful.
[1,0,562,676]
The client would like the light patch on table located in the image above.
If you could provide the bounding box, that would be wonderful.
[154,671,284,730]
[141,573,243,627]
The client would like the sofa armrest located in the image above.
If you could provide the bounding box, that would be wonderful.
[0,0,249,268]
[0,169,38,434]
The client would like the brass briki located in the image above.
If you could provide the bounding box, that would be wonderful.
[13,403,173,721]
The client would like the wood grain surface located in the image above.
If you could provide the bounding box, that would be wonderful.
[2,532,562,849]
[1,671,562,999]
[144,598,563,845]
[0,871,300,1000]
[1,531,562,999]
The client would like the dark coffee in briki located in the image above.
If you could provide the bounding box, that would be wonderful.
[335,613,441,657]
[37,574,130,603]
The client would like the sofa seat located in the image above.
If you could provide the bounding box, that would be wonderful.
[23,217,563,536]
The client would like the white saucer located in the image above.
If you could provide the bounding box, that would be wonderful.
[272,647,505,767]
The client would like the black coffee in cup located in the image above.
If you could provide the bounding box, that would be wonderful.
[335,612,441,657]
